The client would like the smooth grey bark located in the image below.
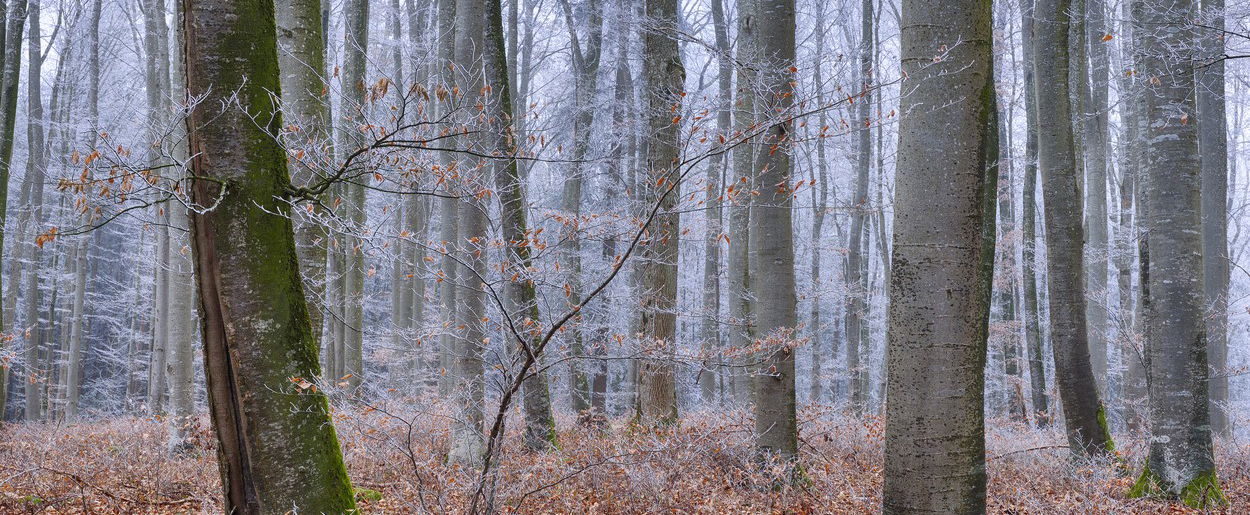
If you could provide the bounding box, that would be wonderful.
[276,0,331,348]
[1129,0,1225,506]
[726,0,755,406]
[435,0,458,398]
[1083,0,1111,393]
[735,0,798,464]
[1034,0,1115,457]
[143,0,172,415]
[1197,0,1229,437]
[182,0,357,510]
[339,0,369,392]
[20,0,44,421]
[635,0,683,427]
[844,0,872,415]
[447,0,489,466]
[884,1,994,512]
[699,0,730,405]
[1021,0,1050,425]
[166,0,196,451]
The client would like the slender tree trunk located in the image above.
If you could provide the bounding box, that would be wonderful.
[446,0,489,466]
[699,0,730,405]
[20,0,45,421]
[1083,0,1111,393]
[635,0,683,427]
[735,0,798,464]
[339,0,369,392]
[844,0,873,415]
[182,0,357,510]
[143,0,172,415]
[1034,0,1115,458]
[0,0,29,421]
[276,0,330,348]
[1128,0,1226,506]
[808,2,829,404]
[1020,0,1051,430]
[726,0,755,407]
[435,0,458,398]
[884,1,994,511]
[481,0,556,450]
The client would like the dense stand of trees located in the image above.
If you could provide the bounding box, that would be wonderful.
[0,0,1241,511]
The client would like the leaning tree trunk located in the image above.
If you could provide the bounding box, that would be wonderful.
[276,0,330,348]
[182,0,357,511]
[735,0,798,465]
[635,0,683,427]
[883,1,994,512]
[1127,0,1226,507]
[1034,0,1115,458]
[1019,0,1051,429]
[1197,0,1229,437]
[807,2,830,404]
[480,0,557,450]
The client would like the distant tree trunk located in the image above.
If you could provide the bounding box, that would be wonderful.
[884,1,994,511]
[726,0,755,407]
[735,0,798,464]
[447,0,489,466]
[1034,0,1115,458]
[1083,0,1111,393]
[1197,0,1229,437]
[339,0,369,392]
[634,0,683,427]
[1020,0,1051,429]
[699,0,730,405]
[844,0,872,415]
[20,0,44,422]
[807,3,829,404]
[481,0,556,450]
[1128,0,1226,507]
[143,0,172,415]
[1115,4,1146,431]
[182,0,357,510]
[0,0,29,420]
[556,0,602,415]
[435,0,458,398]
[276,0,330,347]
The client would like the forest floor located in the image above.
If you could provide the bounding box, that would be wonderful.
[0,402,1245,513]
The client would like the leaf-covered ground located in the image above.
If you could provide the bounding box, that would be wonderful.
[0,402,1244,513]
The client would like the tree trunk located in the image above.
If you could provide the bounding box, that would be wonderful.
[1128,0,1226,506]
[276,0,330,348]
[699,0,730,406]
[884,1,994,511]
[1083,0,1111,393]
[1197,0,1229,437]
[0,0,29,421]
[1034,0,1114,458]
[481,0,556,450]
[446,0,489,466]
[735,0,798,464]
[808,2,829,404]
[182,0,357,510]
[339,0,369,392]
[844,0,872,415]
[20,0,44,421]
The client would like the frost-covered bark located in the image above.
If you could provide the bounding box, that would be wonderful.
[1019,0,1051,429]
[884,0,994,511]
[699,0,730,405]
[635,0,683,427]
[1081,0,1111,393]
[1128,0,1226,507]
[1034,0,1114,458]
[182,0,356,510]
[0,0,28,418]
[20,0,45,421]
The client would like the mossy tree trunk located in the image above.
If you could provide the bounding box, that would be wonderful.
[1034,0,1115,458]
[1129,0,1226,507]
[883,0,994,512]
[182,0,357,511]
